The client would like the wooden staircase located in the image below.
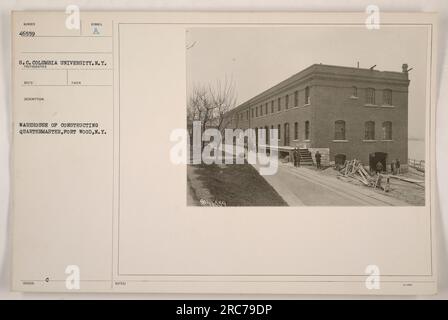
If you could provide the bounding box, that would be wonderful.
[299,148,314,166]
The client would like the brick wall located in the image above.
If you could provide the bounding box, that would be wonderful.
[313,73,408,169]
[225,64,410,170]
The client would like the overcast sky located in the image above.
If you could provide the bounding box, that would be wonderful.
[186,25,429,141]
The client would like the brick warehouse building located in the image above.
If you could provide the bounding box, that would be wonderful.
[225,63,410,171]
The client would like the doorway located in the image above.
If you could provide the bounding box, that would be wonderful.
[335,154,346,165]
[369,152,387,172]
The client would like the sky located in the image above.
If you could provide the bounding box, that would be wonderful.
[186,25,430,143]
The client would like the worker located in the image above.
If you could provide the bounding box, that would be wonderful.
[396,158,401,174]
[391,159,397,175]
[375,161,383,174]
[293,148,300,167]
[315,151,322,169]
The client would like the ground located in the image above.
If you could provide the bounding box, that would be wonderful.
[187,163,287,206]
[317,165,425,206]
[254,162,412,206]
[187,160,425,207]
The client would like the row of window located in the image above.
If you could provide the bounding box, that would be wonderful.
[237,87,310,120]
[255,121,311,145]
[363,87,392,106]
[236,87,393,121]
[253,120,393,143]
[364,121,393,140]
[338,120,392,140]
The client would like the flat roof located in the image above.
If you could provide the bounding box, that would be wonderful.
[228,63,409,114]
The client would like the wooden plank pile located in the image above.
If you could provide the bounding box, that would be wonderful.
[338,159,385,189]
[337,159,425,192]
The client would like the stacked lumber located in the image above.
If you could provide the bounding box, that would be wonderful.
[338,159,382,188]
[337,159,424,192]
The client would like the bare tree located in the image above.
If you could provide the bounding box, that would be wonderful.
[187,76,238,152]
[187,84,214,134]
[188,76,237,131]
[208,76,237,133]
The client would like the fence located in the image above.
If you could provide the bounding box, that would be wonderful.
[408,158,425,173]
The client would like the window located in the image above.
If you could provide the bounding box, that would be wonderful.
[278,97,281,111]
[278,124,281,139]
[284,123,290,145]
[246,110,249,119]
[265,103,268,115]
[270,125,274,139]
[366,88,375,104]
[305,86,310,104]
[285,94,289,109]
[294,90,298,107]
[294,122,298,140]
[305,121,310,140]
[383,89,392,105]
[352,86,358,97]
[271,101,274,113]
[364,121,375,140]
[260,105,263,116]
[255,107,258,117]
[382,121,392,140]
[251,108,254,118]
[334,120,346,140]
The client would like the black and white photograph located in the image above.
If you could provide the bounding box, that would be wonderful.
[186,26,429,207]
[4,8,442,298]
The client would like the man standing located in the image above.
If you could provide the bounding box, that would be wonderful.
[396,158,401,174]
[315,151,322,169]
[293,148,300,167]
[391,159,396,175]
[376,161,383,174]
